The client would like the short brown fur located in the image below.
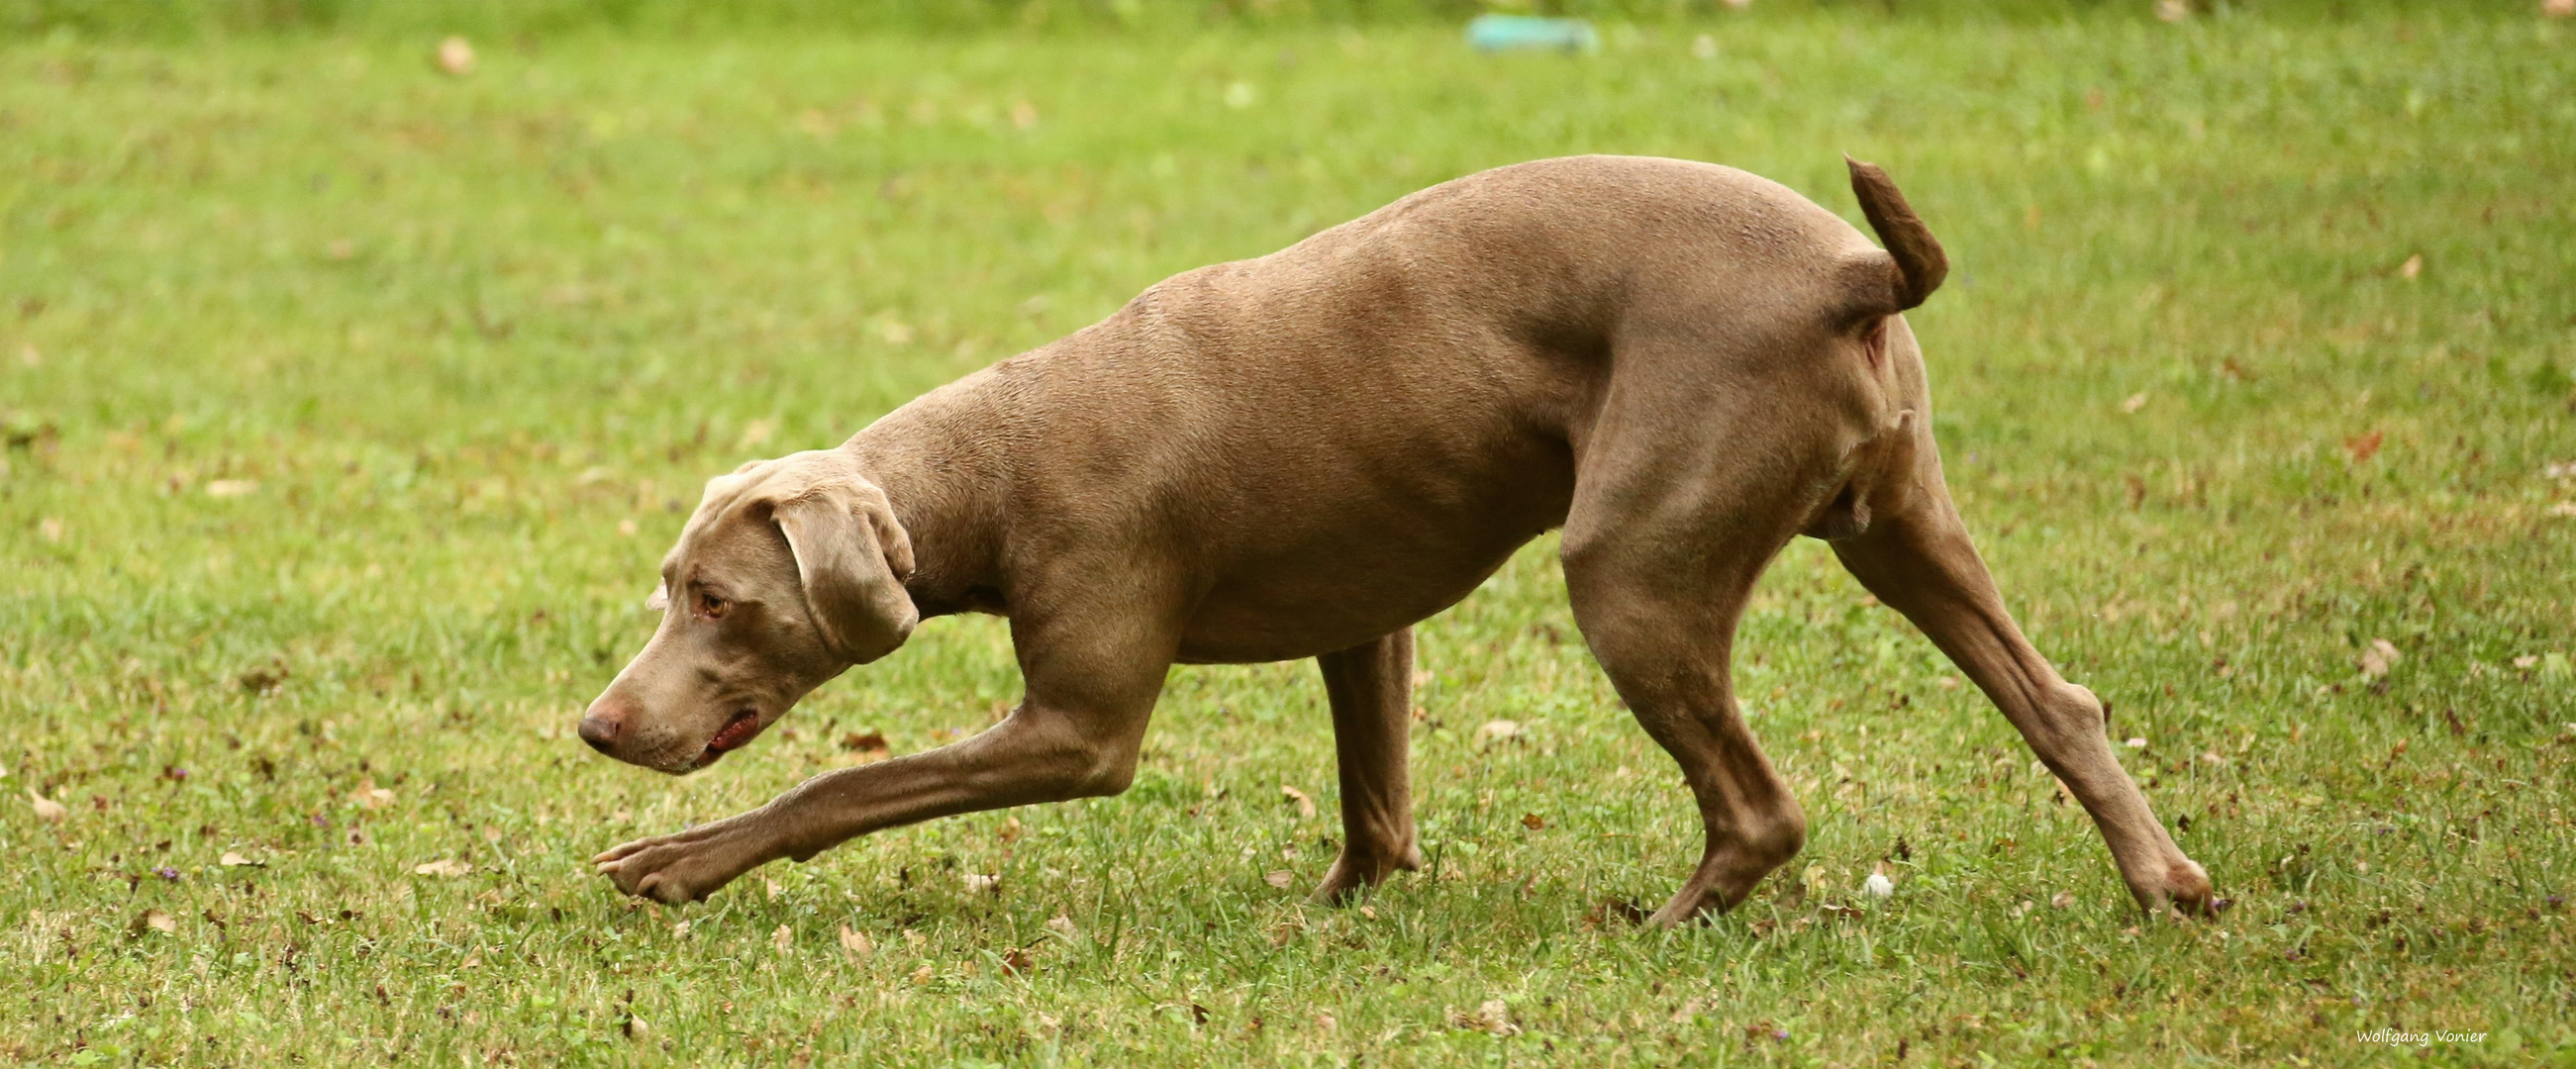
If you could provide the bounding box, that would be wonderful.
[581,155,2213,924]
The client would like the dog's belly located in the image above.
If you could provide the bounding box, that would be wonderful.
[1169,464,1573,663]
[1173,547,1526,663]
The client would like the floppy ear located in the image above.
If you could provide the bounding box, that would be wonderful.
[771,478,919,664]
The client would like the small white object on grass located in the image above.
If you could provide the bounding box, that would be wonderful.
[1863,873,1894,899]
[2124,736,2149,749]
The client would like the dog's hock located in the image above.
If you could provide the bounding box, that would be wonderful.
[1843,156,1948,313]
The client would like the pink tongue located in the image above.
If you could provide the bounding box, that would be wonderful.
[709,713,762,751]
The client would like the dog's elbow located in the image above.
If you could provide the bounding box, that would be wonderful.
[1071,755,1139,800]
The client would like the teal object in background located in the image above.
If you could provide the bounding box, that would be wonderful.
[1465,15,1600,53]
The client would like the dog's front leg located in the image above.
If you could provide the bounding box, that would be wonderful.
[597,647,1168,904]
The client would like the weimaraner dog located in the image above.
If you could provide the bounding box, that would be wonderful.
[579,155,2214,925]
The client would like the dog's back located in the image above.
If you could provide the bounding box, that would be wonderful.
[897,155,1894,662]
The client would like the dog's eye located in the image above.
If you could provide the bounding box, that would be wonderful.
[697,592,728,618]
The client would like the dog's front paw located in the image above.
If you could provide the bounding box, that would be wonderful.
[593,822,768,904]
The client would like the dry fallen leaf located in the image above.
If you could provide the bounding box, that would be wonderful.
[437,36,476,76]
[37,518,61,542]
[1521,812,1545,830]
[1045,915,1078,940]
[1280,784,1316,820]
[2154,0,2190,21]
[219,850,260,867]
[412,858,471,877]
[205,479,259,498]
[142,909,177,933]
[2051,891,2077,910]
[909,963,936,985]
[840,729,890,755]
[1453,999,1520,1036]
[2359,637,2401,679]
[1263,870,1296,890]
[962,872,1000,895]
[772,924,793,954]
[2344,430,2385,463]
[839,924,872,959]
[2121,392,2149,414]
[1477,719,1525,743]
[2398,253,2423,279]
[1315,1011,1338,1032]
[28,787,66,824]
[351,779,394,809]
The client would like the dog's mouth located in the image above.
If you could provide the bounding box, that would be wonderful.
[695,709,766,766]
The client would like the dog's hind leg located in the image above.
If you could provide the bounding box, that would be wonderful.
[1830,471,2214,918]
[1559,451,1819,926]
[1312,629,1423,903]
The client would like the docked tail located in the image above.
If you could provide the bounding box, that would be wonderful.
[1843,156,1948,313]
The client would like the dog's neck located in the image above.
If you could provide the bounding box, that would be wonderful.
[839,375,1016,620]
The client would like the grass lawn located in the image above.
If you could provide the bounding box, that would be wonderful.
[5,9,2574,1066]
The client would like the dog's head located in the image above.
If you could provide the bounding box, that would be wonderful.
[578,449,917,773]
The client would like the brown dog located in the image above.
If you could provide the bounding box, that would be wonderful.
[579,155,2213,924]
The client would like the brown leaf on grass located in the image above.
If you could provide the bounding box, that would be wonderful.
[2121,392,2149,414]
[1582,897,1648,929]
[2359,638,2401,680]
[1280,784,1315,820]
[28,787,67,824]
[1263,870,1296,890]
[838,924,872,959]
[772,924,793,954]
[1450,999,1520,1036]
[1521,812,1545,830]
[351,778,394,809]
[38,517,62,542]
[1001,946,1035,976]
[2050,891,2077,910]
[2344,430,2385,463]
[132,909,178,935]
[2398,253,2423,280]
[1477,719,1525,743]
[219,850,261,867]
[839,729,889,758]
[412,858,471,877]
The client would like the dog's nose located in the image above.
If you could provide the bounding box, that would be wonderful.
[577,703,628,754]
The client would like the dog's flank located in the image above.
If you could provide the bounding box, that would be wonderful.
[579,154,2212,924]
